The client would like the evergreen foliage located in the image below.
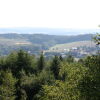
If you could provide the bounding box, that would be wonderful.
[50,56,60,79]
[37,53,45,72]
[0,70,16,100]
[0,50,99,100]
[93,33,100,45]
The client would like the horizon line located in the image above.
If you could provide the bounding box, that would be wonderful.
[0,27,100,29]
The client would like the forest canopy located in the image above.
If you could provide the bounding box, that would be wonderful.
[0,49,100,100]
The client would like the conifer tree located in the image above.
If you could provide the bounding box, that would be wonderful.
[16,50,32,77]
[37,53,45,72]
[6,52,17,73]
[50,55,60,80]
[59,55,63,61]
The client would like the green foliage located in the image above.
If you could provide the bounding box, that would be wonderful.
[50,56,60,80]
[37,53,45,72]
[6,52,17,72]
[17,50,32,73]
[59,55,63,61]
[0,70,16,100]
[41,81,80,100]
[78,55,100,100]
[66,55,74,63]
[93,33,100,45]
[0,57,7,70]
[15,70,28,100]
[0,50,99,100]
[15,50,34,77]
[39,62,88,100]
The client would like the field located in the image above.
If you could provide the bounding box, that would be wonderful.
[0,38,31,46]
[47,41,96,52]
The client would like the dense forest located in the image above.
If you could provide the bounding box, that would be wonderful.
[0,34,100,100]
[0,50,100,100]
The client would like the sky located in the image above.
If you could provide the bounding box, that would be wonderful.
[0,0,100,29]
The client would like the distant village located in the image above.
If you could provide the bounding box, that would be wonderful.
[44,46,99,59]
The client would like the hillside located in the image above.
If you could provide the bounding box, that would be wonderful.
[0,33,93,44]
[0,38,31,46]
[0,33,96,55]
[48,41,96,52]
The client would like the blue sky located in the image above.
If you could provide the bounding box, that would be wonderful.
[0,0,100,29]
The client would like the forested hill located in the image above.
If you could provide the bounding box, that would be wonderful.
[0,33,95,55]
[0,33,93,44]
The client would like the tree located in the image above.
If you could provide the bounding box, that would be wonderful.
[39,62,87,100]
[59,55,63,61]
[15,70,28,100]
[66,55,74,63]
[6,52,17,73]
[93,33,100,45]
[16,50,32,77]
[59,62,68,81]
[37,53,45,72]
[50,56,60,80]
[78,55,100,100]
[0,70,16,100]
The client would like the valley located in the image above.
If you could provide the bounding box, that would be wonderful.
[0,33,98,58]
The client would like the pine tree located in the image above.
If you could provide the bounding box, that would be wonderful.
[6,52,17,73]
[50,56,60,80]
[16,50,32,77]
[37,53,45,72]
[59,55,63,61]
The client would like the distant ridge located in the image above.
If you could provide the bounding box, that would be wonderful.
[0,27,100,35]
[0,33,97,55]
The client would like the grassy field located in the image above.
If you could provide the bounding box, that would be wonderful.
[0,38,31,46]
[47,41,96,52]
